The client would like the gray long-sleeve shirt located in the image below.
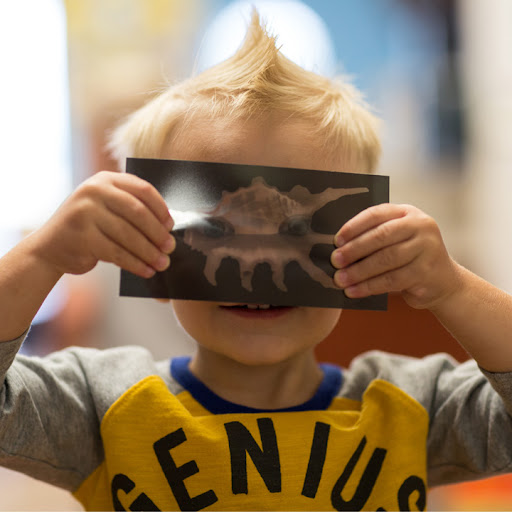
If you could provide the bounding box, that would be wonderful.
[1,331,512,510]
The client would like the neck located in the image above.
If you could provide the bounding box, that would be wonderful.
[188,349,323,410]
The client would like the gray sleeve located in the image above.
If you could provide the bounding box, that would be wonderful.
[425,357,512,486]
[341,351,512,487]
[0,333,161,492]
[0,333,103,491]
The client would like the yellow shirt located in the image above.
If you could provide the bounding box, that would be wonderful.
[75,357,428,511]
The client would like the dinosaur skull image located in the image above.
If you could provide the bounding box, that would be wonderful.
[172,177,369,292]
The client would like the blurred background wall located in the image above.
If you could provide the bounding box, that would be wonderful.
[1,0,512,509]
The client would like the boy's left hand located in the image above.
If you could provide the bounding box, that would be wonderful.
[331,203,461,310]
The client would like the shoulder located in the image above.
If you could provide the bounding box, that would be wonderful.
[343,350,463,379]
[339,350,480,413]
[14,343,162,379]
[63,344,161,372]
[12,344,175,421]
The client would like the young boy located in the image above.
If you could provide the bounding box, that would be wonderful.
[2,13,512,511]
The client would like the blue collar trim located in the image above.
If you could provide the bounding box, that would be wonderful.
[170,356,342,415]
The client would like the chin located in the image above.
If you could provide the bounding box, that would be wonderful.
[218,340,316,368]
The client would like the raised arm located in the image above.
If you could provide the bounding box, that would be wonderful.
[0,232,63,342]
[0,171,175,342]
[428,266,512,372]
[331,203,512,372]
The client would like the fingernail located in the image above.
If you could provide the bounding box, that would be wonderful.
[143,265,156,279]
[331,250,344,268]
[165,217,174,231]
[161,235,175,253]
[155,254,170,271]
[344,285,358,298]
[335,270,349,287]
[334,235,345,247]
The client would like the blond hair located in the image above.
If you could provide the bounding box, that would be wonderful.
[109,11,381,173]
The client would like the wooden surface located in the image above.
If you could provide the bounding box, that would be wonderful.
[316,293,469,367]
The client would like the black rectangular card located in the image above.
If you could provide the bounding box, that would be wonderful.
[120,158,389,310]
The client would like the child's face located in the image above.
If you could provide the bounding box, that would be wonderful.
[163,115,352,367]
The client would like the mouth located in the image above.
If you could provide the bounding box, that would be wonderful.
[219,303,295,318]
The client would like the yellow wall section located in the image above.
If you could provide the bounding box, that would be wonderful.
[75,375,429,511]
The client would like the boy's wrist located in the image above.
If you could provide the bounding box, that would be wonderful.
[0,233,64,343]
[425,260,469,317]
[22,230,65,284]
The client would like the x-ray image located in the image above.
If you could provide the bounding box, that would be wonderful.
[120,158,389,310]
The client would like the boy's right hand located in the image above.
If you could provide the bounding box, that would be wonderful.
[32,171,175,279]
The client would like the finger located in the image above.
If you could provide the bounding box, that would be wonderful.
[334,238,420,289]
[113,173,174,231]
[342,263,419,299]
[334,204,409,247]
[105,187,176,255]
[92,235,157,279]
[331,216,415,269]
[97,210,171,272]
